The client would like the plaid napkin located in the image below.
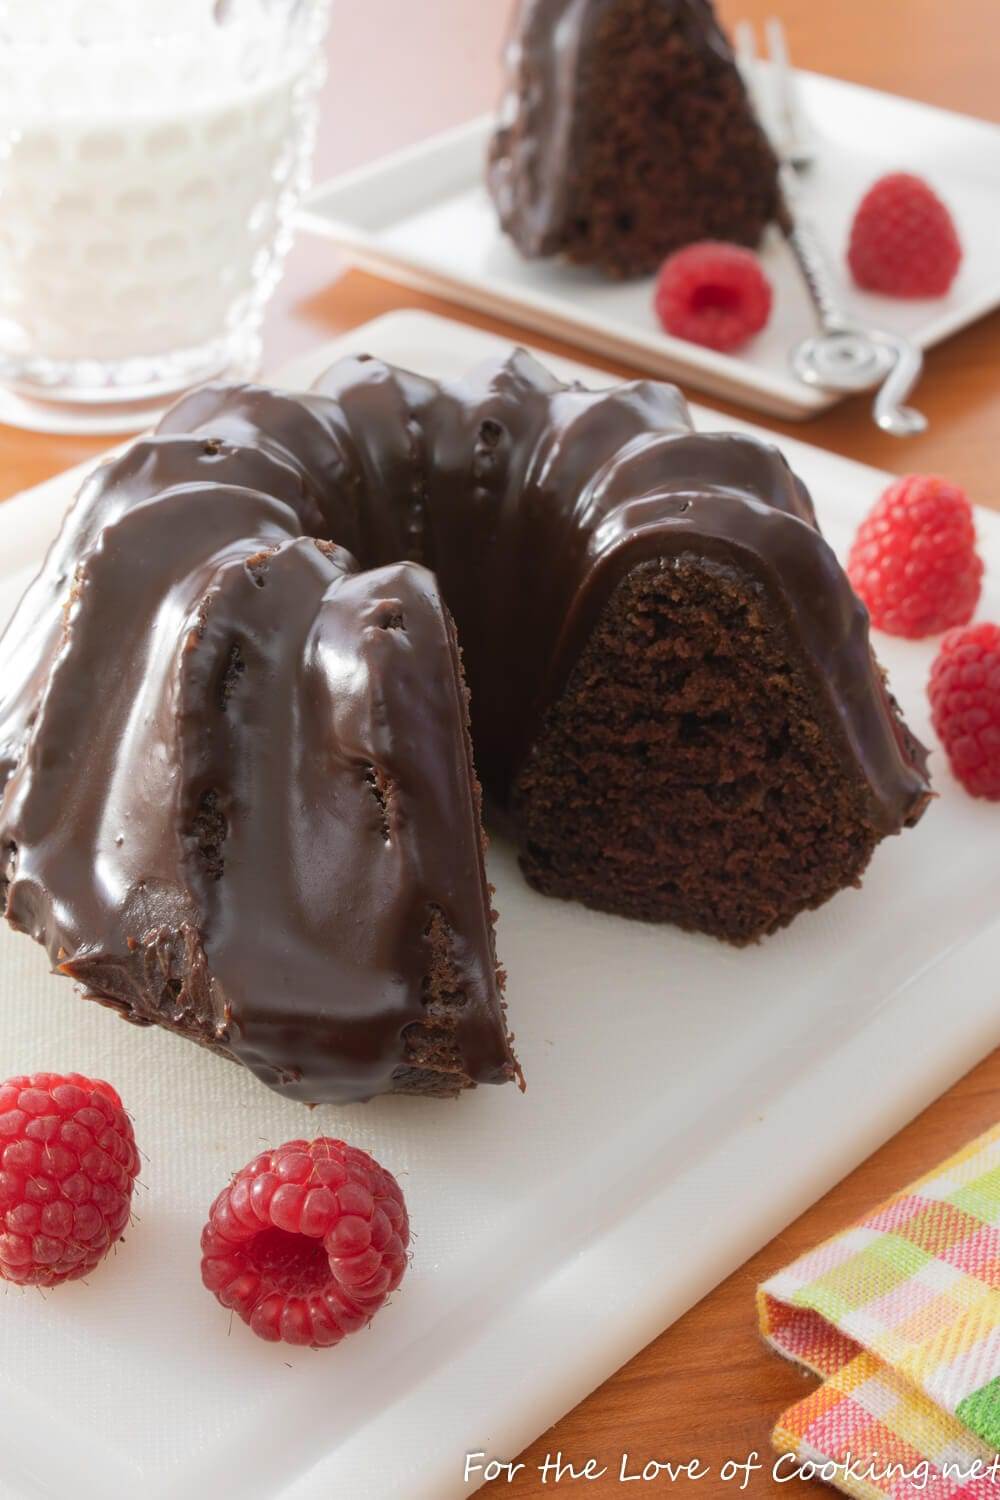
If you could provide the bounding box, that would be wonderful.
[758,1124,1000,1497]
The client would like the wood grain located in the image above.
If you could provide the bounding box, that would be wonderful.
[0,1,997,1493]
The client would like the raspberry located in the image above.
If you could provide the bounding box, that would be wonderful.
[0,1072,140,1286]
[653,241,773,352]
[928,624,1000,798]
[847,475,982,638]
[848,173,962,298]
[201,1137,409,1347]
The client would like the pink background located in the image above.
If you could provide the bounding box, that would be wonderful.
[315,0,511,178]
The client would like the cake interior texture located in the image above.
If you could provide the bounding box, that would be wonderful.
[514,557,916,943]
[488,0,781,277]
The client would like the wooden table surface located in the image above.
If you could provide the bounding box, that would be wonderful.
[1,1,998,1493]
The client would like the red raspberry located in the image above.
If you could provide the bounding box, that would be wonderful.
[928,624,1000,798]
[848,173,962,297]
[653,241,773,352]
[201,1137,409,1347]
[847,475,982,638]
[0,1072,140,1286]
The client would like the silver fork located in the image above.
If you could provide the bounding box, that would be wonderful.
[736,19,928,437]
[736,18,815,171]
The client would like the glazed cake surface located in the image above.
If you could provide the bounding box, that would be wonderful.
[0,431,515,1105]
[488,0,781,277]
[0,351,931,1099]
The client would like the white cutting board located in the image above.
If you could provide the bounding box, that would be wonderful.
[1,311,998,1500]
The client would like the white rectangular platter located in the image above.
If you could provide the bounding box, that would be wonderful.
[299,74,1000,421]
[1,310,999,1500]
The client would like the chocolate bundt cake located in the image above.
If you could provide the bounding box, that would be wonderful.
[488,0,781,278]
[0,350,930,1103]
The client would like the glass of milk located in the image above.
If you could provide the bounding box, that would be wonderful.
[0,0,331,427]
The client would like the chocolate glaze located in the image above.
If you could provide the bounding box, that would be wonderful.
[487,0,779,268]
[159,352,930,826]
[0,350,930,1101]
[0,453,514,1103]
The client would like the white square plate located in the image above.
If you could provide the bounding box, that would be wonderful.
[299,76,1000,420]
[1,311,998,1500]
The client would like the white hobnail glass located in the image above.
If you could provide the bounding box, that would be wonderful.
[0,0,331,420]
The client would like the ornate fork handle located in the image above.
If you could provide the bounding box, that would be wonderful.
[782,210,852,335]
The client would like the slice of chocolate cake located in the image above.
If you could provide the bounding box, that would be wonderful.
[488,0,781,278]
[513,548,929,945]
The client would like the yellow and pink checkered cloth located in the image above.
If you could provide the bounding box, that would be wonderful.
[759,1123,1000,1497]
